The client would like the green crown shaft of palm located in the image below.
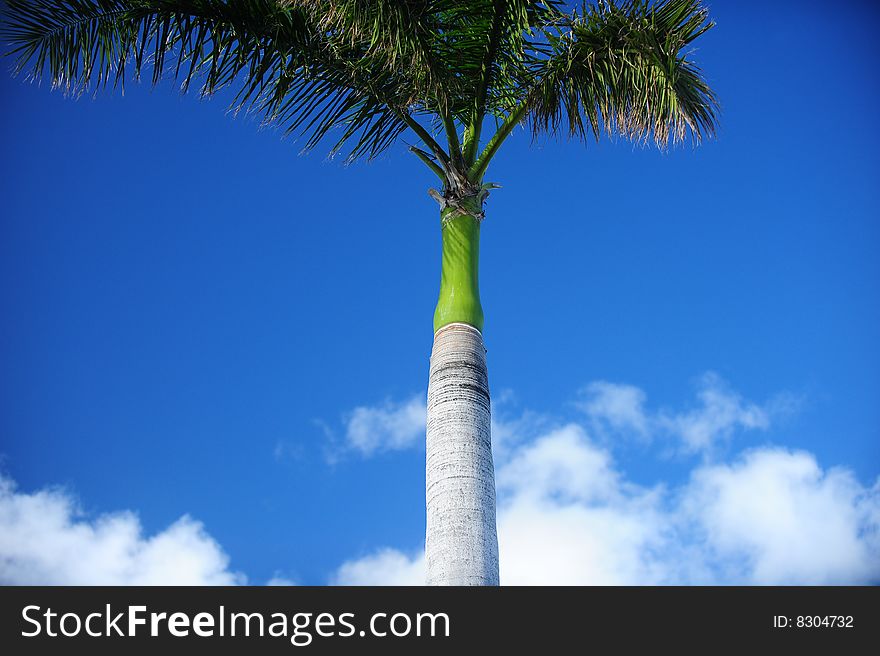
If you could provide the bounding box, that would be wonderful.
[1,0,719,331]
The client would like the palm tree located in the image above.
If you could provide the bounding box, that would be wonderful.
[1,0,718,585]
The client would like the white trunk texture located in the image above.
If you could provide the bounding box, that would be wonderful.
[425,322,499,585]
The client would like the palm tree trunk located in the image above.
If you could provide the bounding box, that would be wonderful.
[425,209,499,586]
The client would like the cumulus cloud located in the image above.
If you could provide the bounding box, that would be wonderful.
[6,375,873,586]
[683,448,880,584]
[497,437,880,585]
[659,373,770,454]
[580,372,773,454]
[496,424,623,505]
[332,378,880,586]
[343,395,426,456]
[495,425,677,585]
[0,475,244,585]
[580,382,650,437]
[491,408,550,462]
[333,548,425,586]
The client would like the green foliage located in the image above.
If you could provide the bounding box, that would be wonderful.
[531,0,718,146]
[1,0,718,181]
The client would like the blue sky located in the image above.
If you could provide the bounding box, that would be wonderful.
[1,0,878,585]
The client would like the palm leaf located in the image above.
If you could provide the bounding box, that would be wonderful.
[529,0,719,147]
[1,0,422,160]
[2,1,719,177]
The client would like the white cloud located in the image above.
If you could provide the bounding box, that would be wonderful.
[580,382,649,437]
[491,408,549,462]
[332,548,425,585]
[343,395,426,456]
[333,378,880,586]
[659,373,770,454]
[496,437,880,585]
[496,424,622,504]
[580,372,772,454]
[0,475,244,585]
[682,448,880,584]
[495,426,677,585]
[273,440,304,463]
[5,376,874,587]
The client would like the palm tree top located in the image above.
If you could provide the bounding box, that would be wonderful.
[2,0,718,190]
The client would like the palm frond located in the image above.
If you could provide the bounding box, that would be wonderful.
[529,0,719,147]
[1,1,719,177]
[459,1,563,163]
[1,0,419,160]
